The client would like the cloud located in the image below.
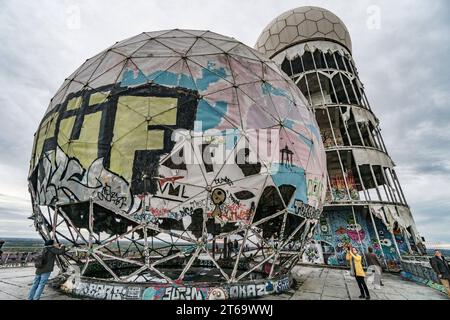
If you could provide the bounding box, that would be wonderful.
[0,0,449,245]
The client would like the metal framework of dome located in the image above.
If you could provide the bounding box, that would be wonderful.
[28,29,327,300]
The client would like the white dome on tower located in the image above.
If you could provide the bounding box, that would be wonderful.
[255,6,352,58]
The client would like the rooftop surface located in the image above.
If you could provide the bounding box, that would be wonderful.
[0,265,447,300]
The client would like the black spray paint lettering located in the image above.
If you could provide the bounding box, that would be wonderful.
[228,283,266,299]
[97,184,128,208]
[293,199,321,220]
[163,286,207,300]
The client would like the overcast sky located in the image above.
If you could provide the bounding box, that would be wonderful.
[0,0,449,247]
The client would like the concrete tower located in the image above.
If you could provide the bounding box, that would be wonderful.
[256,6,425,270]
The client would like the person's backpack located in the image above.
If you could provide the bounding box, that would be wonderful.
[34,248,49,269]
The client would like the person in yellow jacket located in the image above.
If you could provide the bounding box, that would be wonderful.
[346,246,371,300]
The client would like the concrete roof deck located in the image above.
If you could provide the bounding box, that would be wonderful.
[0,265,447,300]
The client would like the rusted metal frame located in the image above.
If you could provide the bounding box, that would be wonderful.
[98,232,121,249]
[345,56,367,109]
[287,58,295,77]
[90,252,120,281]
[80,252,94,276]
[340,54,363,107]
[94,250,144,267]
[309,49,328,106]
[375,127,389,153]
[282,221,312,269]
[389,168,406,205]
[148,265,174,284]
[360,89,373,112]
[298,54,314,106]
[230,172,283,279]
[46,206,53,234]
[347,60,372,112]
[230,226,251,281]
[354,118,368,148]
[247,226,276,259]
[201,191,208,247]
[336,106,353,146]
[201,249,230,282]
[326,168,335,202]
[354,159,372,202]
[99,243,121,258]
[325,108,354,203]
[321,51,354,147]
[363,122,378,150]
[375,168,393,203]
[380,166,397,203]
[142,222,195,244]
[319,54,353,147]
[53,228,77,245]
[122,235,137,257]
[123,265,149,282]
[280,218,307,249]
[268,219,312,279]
[237,252,276,282]
[268,253,279,279]
[382,167,400,203]
[368,164,384,202]
[391,169,408,205]
[52,205,59,240]
[371,127,384,151]
[59,212,78,245]
[115,239,123,257]
[151,250,184,267]
[95,225,143,252]
[143,225,150,268]
[212,209,286,241]
[332,54,352,106]
[278,212,289,244]
[88,198,94,252]
[125,237,146,259]
[178,246,202,281]
[58,207,89,244]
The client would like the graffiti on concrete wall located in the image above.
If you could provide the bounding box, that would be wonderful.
[314,209,401,268]
[302,241,324,264]
[329,171,359,201]
[74,282,142,300]
[142,285,209,300]
[72,276,291,300]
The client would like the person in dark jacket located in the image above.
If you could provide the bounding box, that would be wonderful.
[430,250,450,297]
[28,240,66,300]
[0,240,4,262]
[364,247,384,288]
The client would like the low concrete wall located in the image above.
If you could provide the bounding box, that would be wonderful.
[400,259,446,294]
[62,273,292,300]
[401,259,439,283]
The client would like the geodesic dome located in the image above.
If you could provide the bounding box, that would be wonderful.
[255,6,352,58]
[28,29,327,300]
